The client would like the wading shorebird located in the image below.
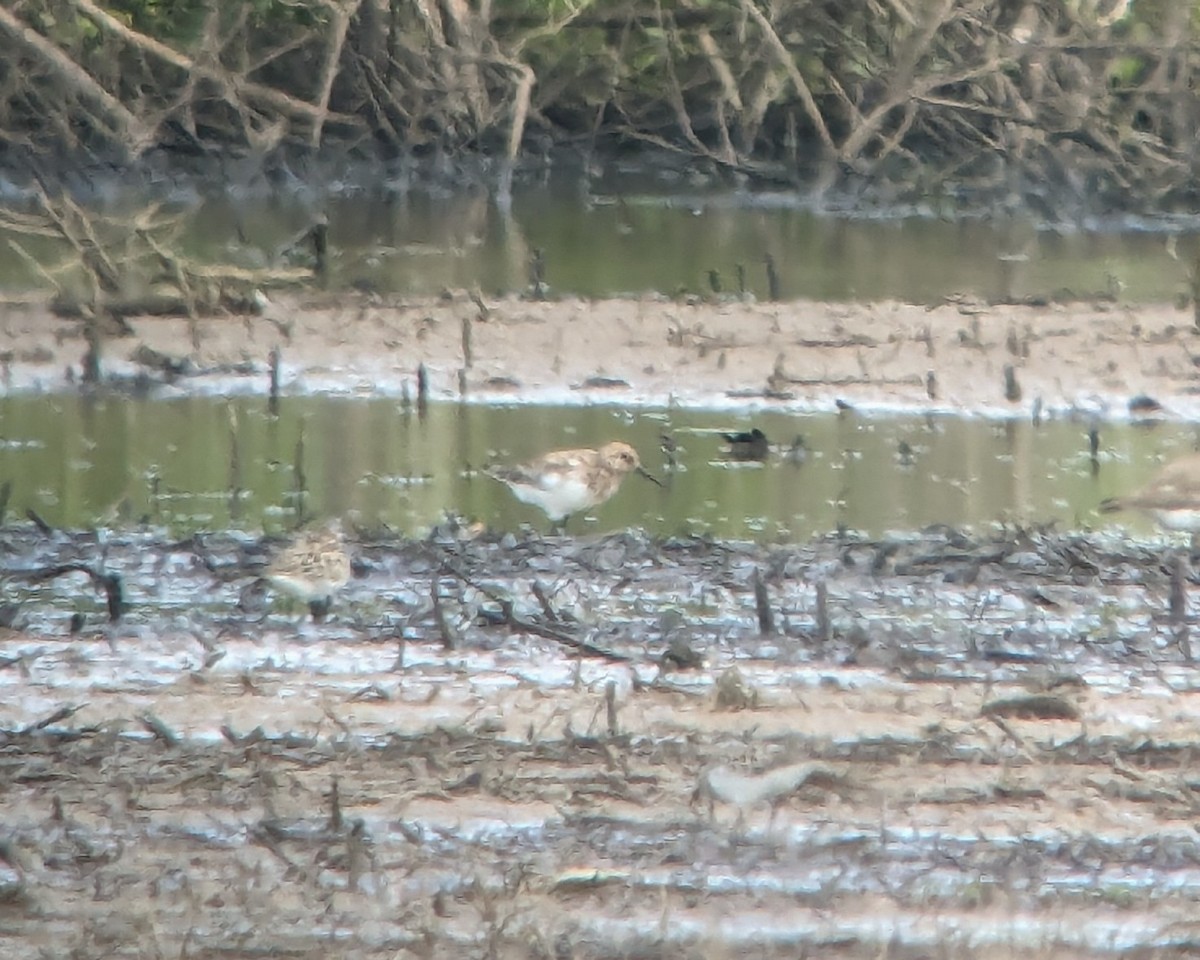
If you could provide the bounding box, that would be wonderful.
[1100,452,1200,541]
[265,522,352,621]
[488,441,661,530]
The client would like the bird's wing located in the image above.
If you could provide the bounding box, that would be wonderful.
[491,449,594,489]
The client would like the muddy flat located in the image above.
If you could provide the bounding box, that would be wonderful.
[3,292,1200,956]
[3,292,1200,416]
[2,521,1200,958]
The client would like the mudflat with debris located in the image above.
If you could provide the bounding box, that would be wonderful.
[4,292,1200,416]
[1,522,1199,957]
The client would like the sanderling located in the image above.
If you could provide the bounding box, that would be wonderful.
[1100,451,1200,538]
[488,440,660,528]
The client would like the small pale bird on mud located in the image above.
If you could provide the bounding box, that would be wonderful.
[1100,452,1200,540]
[265,522,352,620]
[487,440,661,530]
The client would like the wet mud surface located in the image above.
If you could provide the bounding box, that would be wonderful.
[6,292,1200,417]
[3,523,1200,957]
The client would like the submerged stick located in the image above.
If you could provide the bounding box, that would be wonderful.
[417,363,429,419]
[293,429,307,527]
[227,406,242,522]
[26,509,53,536]
[764,254,781,301]
[268,347,281,417]
[529,248,546,299]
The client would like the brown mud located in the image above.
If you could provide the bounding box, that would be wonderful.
[4,292,1200,416]
[2,520,1200,958]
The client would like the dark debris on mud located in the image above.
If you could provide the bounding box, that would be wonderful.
[2,521,1200,958]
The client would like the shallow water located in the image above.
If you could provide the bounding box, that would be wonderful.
[0,393,1194,539]
[0,165,1197,303]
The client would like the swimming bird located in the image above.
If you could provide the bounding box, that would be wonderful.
[1100,452,1200,538]
[720,428,770,461]
[488,441,661,529]
[265,522,352,621]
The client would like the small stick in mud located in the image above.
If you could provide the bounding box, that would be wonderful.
[431,577,458,650]
[1003,364,1021,403]
[917,324,935,358]
[28,564,124,622]
[1170,554,1188,622]
[21,703,87,735]
[437,554,631,662]
[764,254,781,301]
[138,712,180,747]
[605,680,619,738]
[752,568,774,635]
[469,289,490,322]
[0,480,10,525]
[346,820,368,892]
[707,269,722,295]
[309,217,328,285]
[328,775,343,832]
[268,347,281,417]
[925,371,937,401]
[26,510,54,536]
[1088,425,1100,476]
[530,580,560,622]
[1170,555,1192,661]
[815,580,830,642]
[81,318,102,384]
[736,263,747,295]
[417,362,429,419]
[461,313,474,368]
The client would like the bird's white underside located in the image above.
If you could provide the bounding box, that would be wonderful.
[1152,509,1200,533]
[268,573,343,602]
[507,474,594,521]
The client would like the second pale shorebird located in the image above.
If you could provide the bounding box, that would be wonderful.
[488,440,661,528]
[1099,451,1200,537]
[265,522,352,620]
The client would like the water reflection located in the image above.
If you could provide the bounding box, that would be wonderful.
[0,394,1193,539]
[0,166,1195,302]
